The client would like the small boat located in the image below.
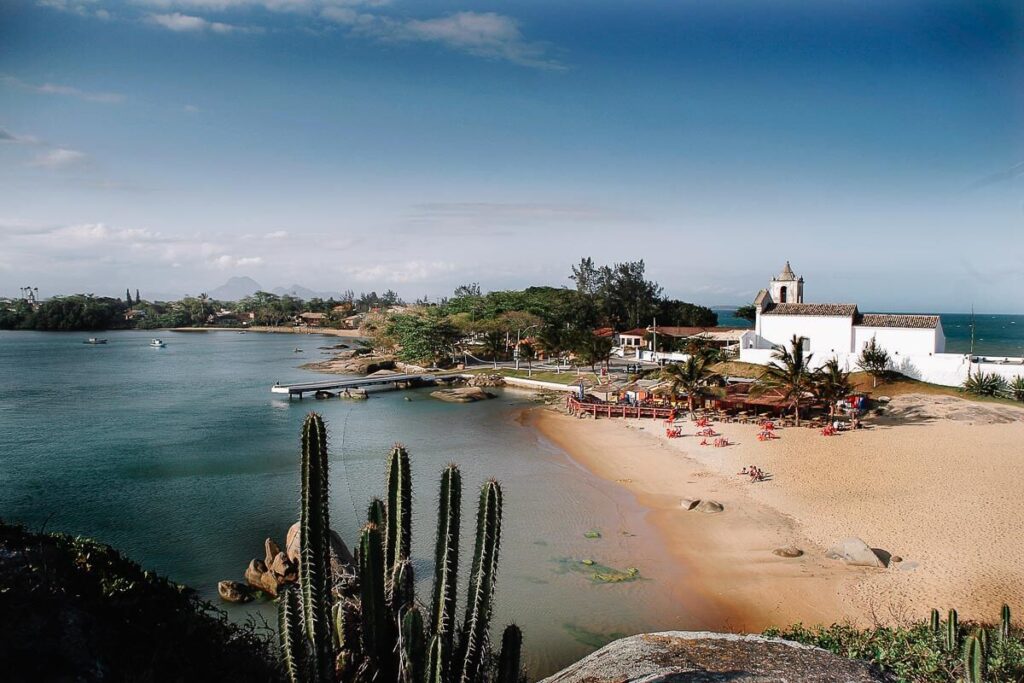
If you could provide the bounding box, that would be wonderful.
[294,348,304,353]
[83,338,108,345]
[150,339,166,348]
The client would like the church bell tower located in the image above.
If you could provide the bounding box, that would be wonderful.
[769,261,803,304]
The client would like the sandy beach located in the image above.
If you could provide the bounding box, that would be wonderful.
[530,394,1024,631]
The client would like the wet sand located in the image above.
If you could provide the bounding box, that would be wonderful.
[529,393,1024,630]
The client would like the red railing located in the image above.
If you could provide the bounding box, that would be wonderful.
[566,396,676,419]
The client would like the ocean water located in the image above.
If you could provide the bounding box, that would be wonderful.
[0,330,696,677]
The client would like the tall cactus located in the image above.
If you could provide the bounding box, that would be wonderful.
[359,523,390,670]
[299,412,334,682]
[964,634,984,683]
[929,608,940,634]
[277,584,306,683]
[368,497,386,527]
[946,608,959,651]
[426,634,448,683]
[458,479,504,683]
[496,624,523,683]
[431,464,462,656]
[392,559,416,615]
[386,444,413,575]
[399,605,427,683]
[1001,603,1012,641]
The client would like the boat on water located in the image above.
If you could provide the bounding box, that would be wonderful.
[150,339,166,348]
[83,338,108,345]
[294,348,304,353]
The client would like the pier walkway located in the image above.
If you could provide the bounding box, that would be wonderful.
[271,372,463,398]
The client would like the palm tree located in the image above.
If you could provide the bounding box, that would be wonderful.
[659,354,723,416]
[814,358,853,421]
[753,334,815,426]
[519,341,536,377]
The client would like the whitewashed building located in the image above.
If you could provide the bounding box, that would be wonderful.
[736,263,1024,387]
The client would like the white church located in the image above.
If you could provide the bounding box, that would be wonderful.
[735,263,1019,387]
[740,262,945,361]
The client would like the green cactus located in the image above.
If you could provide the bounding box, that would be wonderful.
[458,479,504,683]
[392,559,415,615]
[431,464,463,656]
[930,608,941,634]
[299,412,334,682]
[426,634,448,683]
[368,497,386,527]
[276,416,520,683]
[277,584,306,683]
[496,624,523,683]
[386,444,413,576]
[399,605,427,683]
[1001,603,1011,640]
[359,522,391,670]
[946,609,959,651]
[964,633,984,683]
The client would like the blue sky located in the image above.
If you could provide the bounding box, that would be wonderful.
[0,0,1021,311]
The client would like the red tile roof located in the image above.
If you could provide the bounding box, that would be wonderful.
[856,313,940,329]
[763,303,859,317]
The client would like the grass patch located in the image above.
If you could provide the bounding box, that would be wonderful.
[767,615,1024,682]
[563,623,628,649]
[553,557,641,584]
[849,371,1024,408]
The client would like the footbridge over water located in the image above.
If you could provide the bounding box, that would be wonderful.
[271,372,464,398]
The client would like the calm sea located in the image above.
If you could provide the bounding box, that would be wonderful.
[0,330,697,677]
[714,309,1024,357]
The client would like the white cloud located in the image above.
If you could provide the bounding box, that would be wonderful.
[29,147,87,168]
[400,12,560,70]
[264,230,289,239]
[1,75,125,103]
[148,12,248,32]
[183,103,200,113]
[345,260,456,284]
[212,254,265,268]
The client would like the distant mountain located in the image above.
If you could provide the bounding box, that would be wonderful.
[209,276,263,301]
[271,284,344,300]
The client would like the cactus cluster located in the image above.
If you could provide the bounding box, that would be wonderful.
[929,603,1014,683]
[277,413,522,683]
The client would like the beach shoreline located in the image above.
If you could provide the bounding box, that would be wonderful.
[527,394,1024,632]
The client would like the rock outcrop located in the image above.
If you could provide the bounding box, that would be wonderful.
[542,631,890,682]
[467,373,506,388]
[826,537,886,568]
[217,580,253,603]
[430,387,495,403]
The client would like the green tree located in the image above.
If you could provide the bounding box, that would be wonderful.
[857,337,891,388]
[383,310,459,366]
[754,334,816,425]
[534,326,564,372]
[135,289,141,305]
[126,288,132,304]
[572,333,614,373]
[659,354,723,416]
[734,305,756,323]
[814,358,854,420]
[518,341,535,376]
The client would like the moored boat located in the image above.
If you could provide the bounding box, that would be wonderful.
[150,339,166,348]
[84,338,108,345]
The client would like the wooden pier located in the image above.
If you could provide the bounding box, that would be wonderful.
[271,372,462,398]
[566,396,676,419]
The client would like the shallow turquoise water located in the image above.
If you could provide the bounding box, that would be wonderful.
[0,330,696,676]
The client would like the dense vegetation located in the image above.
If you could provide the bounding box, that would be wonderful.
[767,605,1024,682]
[0,295,132,331]
[0,520,281,681]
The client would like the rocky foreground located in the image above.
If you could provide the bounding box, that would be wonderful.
[544,631,890,682]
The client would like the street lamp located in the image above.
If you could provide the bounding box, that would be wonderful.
[515,324,541,371]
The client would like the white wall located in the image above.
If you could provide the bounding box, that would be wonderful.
[758,314,853,355]
[853,326,939,356]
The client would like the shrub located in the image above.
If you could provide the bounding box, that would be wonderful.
[963,372,1010,398]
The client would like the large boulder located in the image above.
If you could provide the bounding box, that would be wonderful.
[264,538,281,567]
[468,373,506,388]
[217,580,253,604]
[542,631,890,682]
[431,387,495,403]
[244,559,268,589]
[826,537,886,568]
[285,522,355,568]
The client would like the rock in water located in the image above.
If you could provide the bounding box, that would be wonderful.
[245,558,268,589]
[286,522,301,564]
[826,537,886,568]
[430,387,495,403]
[264,538,281,567]
[218,580,253,603]
[694,500,724,514]
[542,631,889,682]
